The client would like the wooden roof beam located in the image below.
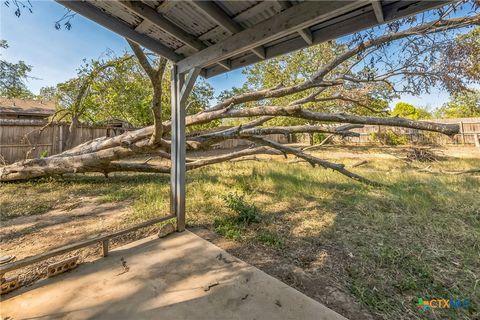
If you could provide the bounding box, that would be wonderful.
[119,1,206,51]
[57,0,182,62]
[177,0,369,74]
[277,0,314,45]
[119,1,231,72]
[216,60,231,70]
[189,0,266,59]
[202,0,451,78]
[371,0,384,23]
[297,28,313,45]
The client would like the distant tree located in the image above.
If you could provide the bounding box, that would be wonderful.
[66,55,153,127]
[436,89,480,118]
[392,102,432,120]
[52,52,215,126]
[0,40,34,98]
[49,48,216,149]
[51,53,135,148]
[38,86,56,101]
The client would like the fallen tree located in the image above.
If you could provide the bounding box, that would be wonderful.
[1,6,479,183]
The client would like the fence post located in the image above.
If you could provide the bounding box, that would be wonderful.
[59,125,63,153]
[50,125,55,156]
[459,121,465,145]
[475,133,480,148]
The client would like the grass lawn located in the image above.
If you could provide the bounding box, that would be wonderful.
[1,146,479,320]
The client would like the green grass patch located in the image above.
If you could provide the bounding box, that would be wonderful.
[214,218,243,240]
[256,230,284,247]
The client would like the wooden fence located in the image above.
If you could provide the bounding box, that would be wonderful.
[340,118,480,145]
[2,117,478,164]
[213,134,288,149]
[0,120,288,164]
[0,119,128,164]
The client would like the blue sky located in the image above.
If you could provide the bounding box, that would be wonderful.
[1,0,452,110]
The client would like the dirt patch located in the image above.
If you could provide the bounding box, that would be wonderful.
[0,196,161,286]
[1,197,128,259]
[191,227,375,320]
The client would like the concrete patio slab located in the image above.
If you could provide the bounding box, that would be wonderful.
[1,230,347,320]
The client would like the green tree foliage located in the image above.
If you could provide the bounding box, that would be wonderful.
[436,89,480,118]
[51,52,215,128]
[0,40,34,98]
[244,42,341,112]
[66,55,154,126]
[392,102,431,120]
[50,54,135,126]
[154,67,215,122]
[37,86,56,101]
[234,42,392,127]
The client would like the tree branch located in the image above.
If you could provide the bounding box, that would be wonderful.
[127,40,155,81]
[242,135,381,186]
[186,105,459,135]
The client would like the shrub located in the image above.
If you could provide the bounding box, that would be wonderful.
[371,130,409,145]
[213,219,242,240]
[214,192,261,240]
[313,133,326,145]
[223,192,260,225]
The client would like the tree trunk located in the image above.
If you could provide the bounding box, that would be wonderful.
[0,144,139,181]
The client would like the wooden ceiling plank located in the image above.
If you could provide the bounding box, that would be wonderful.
[188,1,267,61]
[177,1,369,73]
[119,1,206,51]
[57,0,182,61]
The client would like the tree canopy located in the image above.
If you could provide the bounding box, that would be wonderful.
[43,52,215,128]
[436,89,480,118]
[0,40,34,98]
[392,102,432,120]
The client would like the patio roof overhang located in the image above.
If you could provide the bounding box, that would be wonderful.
[56,0,451,233]
[57,0,449,78]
